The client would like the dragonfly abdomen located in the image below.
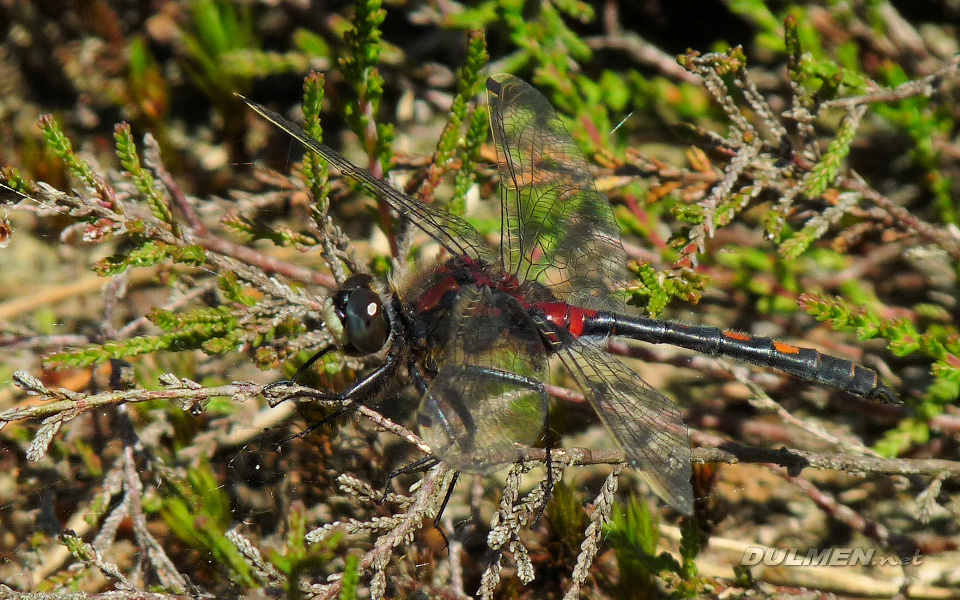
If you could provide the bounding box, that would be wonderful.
[581,313,897,403]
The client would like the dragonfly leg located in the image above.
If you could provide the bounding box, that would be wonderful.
[384,455,441,485]
[380,367,447,497]
[379,454,458,554]
[267,347,401,444]
[432,471,460,554]
[262,343,337,398]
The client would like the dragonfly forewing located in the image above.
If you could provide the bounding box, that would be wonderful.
[239,95,495,263]
[486,74,628,312]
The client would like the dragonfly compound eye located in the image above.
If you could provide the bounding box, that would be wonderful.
[340,287,389,355]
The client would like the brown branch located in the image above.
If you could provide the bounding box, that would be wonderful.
[1,381,259,424]
[822,58,960,110]
[145,132,205,236]
[7,377,953,493]
[144,131,337,288]
[843,170,960,261]
[197,234,336,288]
[513,443,960,481]
[790,148,960,261]
[584,33,701,84]
[778,467,919,559]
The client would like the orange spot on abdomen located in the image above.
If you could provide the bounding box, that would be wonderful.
[773,341,801,354]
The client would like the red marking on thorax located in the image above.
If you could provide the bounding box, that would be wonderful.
[538,302,598,337]
[417,275,460,313]
[459,256,527,304]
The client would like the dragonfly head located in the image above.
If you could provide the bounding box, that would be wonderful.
[330,274,389,356]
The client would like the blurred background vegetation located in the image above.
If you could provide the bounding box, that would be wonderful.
[1,0,959,598]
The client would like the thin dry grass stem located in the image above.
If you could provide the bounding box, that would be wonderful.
[441,513,467,598]
[117,409,190,591]
[0,271,154,322]
[0,333,91,352]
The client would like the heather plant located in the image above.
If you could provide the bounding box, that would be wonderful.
[1,0,959,598]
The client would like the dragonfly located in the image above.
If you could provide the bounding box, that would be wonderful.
[241,74,896,515]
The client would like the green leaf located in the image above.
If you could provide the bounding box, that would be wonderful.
[114,124,176,229]
[94,241,204,276]
[800,109,861,199]
[160,462,256,586]
[37,115,114,206]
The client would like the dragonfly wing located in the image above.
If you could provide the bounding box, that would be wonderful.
[556,335,693,514]
[486,74,627,311]
[416,284,549,473]
[241,96,493,263]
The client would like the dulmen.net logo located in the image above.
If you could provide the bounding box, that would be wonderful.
[740,547,923,567]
